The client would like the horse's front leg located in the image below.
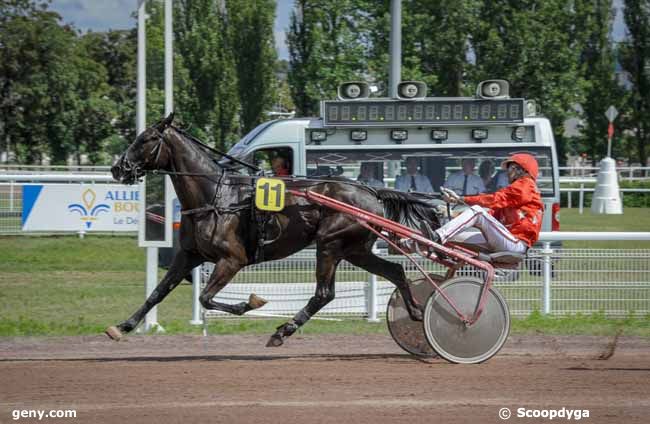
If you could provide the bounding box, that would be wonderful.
[105,249,203,340]
[198,258,267,316]
[267,252,339,347]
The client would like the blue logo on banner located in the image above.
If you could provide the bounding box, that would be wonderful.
[68,189,110,229]
[22,185,44,225]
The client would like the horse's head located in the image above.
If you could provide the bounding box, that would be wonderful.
[111,113,175,184]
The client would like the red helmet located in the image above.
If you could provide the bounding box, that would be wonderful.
[501,153,539,179]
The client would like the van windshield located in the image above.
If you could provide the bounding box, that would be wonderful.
[226,120,278,159]
[306,146,556,197]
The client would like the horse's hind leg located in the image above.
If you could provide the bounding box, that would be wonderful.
[347,252,423,321]
[199,258,267,316]
[267,252,339,347]
[106,249,203,340]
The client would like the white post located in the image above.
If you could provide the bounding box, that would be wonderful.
[164,0,173,116]
[143,247,162,331]
[542,242,552,315]
[367,244,380,322]
[78,182,86,239]
[137,0,162,333]
[567,190,572,209]
[137,0,146,134]
[578,183,584,214]
[190,265,203,325]
[367,273,379,322]
[388,0,401,98]
[9,179,14,211]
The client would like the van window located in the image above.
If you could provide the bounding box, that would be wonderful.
[254,147,293,176]
[306,146,556,197]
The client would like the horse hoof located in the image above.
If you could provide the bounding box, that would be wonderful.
[248,293,268,310]
[410,309,424,322]
[266,335,284,347]
[105,326,123,341]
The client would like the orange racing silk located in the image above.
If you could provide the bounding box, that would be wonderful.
[463,176,544,247]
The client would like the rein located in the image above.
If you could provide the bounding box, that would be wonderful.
[170,125,260,172]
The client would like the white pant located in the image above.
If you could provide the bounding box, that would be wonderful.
[435,205,528,254]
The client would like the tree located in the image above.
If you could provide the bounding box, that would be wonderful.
[364,0,477,97]
[287,0,369,116]
[619,0,650,166]
[73,34,119,164]
[174,0,240,149]
[227,0,277,134]
[470,0,585,164]
[0,1,79,163]
[80,29,137,151]
[572,0,626,164]
[287,0,319,116]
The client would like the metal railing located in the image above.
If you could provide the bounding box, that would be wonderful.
[559,166,650,180]
[196,233,650,323]
[0,164,112,173]
[562,185,650,211]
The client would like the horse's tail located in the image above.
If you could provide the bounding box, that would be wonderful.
[376,189,440,230]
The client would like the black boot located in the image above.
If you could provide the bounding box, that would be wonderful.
[419,220,440,243]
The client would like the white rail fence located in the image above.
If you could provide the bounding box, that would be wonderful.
[564,185,650,211]
[198,233,650,322]
[2,173,649,234]
[558,165,650,180]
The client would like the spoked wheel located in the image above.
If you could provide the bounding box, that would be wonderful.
[386,274,443,357]
[423,276,510,364]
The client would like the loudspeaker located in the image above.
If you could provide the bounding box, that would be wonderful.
[476,79,510,99]
[337,82,370,100]
[396,81,427,99]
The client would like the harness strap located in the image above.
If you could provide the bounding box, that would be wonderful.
[181,204,250,216]
[181,205,218,216]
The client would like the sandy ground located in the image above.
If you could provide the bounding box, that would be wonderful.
[1,333,649,424]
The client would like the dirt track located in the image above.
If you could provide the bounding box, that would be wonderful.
[1,334,649,424]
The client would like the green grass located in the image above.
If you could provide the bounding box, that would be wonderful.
[1,206,650,338]
[560,207,650,248]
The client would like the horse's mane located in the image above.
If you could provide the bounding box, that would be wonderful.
[286,178,441,230]
[376,189,441,230]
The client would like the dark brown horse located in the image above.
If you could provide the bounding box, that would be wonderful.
[108,114,439,346]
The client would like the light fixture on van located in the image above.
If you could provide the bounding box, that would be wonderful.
[512,126,526,141]
[431,129,448,143]
[390,129,408,143]
[471,128,488,141]
[310,130,327,144]
[350,129,367,143]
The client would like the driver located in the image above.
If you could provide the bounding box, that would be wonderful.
[421,153,543,254]
[271,155,290,176]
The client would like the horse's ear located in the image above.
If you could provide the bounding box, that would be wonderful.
[154,112,175,132]
[163,112,175,127]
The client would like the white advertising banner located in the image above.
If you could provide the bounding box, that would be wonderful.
[22,184,139,232]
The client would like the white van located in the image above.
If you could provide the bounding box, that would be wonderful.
[226,80,561,233]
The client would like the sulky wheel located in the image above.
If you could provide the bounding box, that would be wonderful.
[386,275,443,357]
[423,276,510,364]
